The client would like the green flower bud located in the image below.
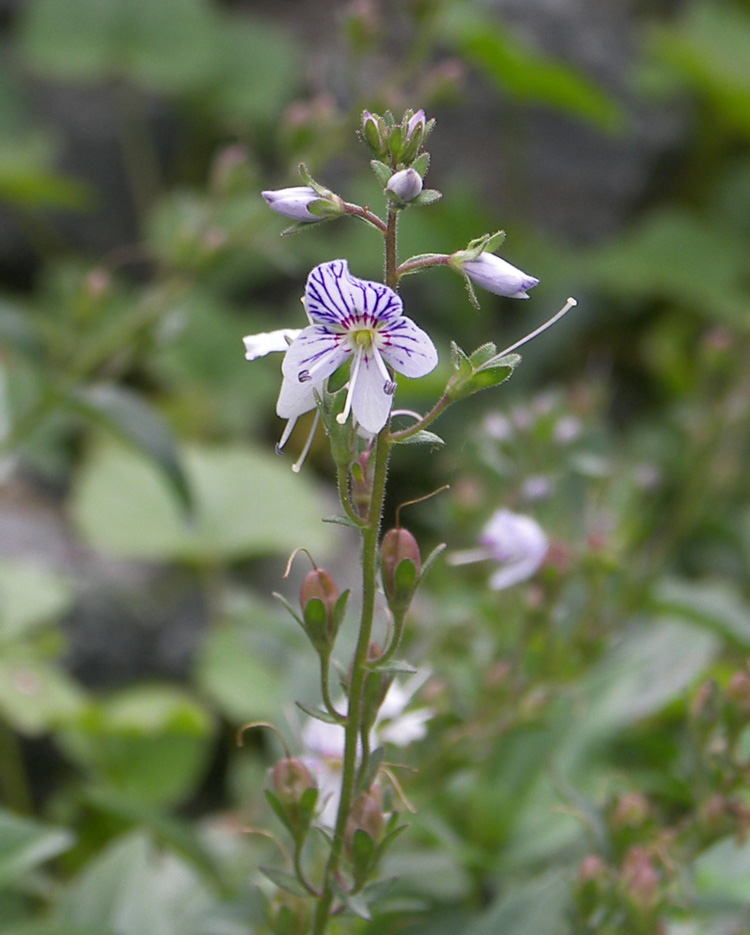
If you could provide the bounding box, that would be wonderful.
[346,788,385,858]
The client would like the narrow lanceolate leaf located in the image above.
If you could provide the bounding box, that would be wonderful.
[69,383,191,510]
[259,865,310,898]
[332,880,372,921]
[421,542,447,579]
[294,700,341,725]
[392,430,445,447]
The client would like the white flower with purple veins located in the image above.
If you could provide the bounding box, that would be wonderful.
[278,259,438,435]
[449,507,549,590]
[462,253,540,299]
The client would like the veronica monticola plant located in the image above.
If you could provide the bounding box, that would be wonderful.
[243,108,576,935]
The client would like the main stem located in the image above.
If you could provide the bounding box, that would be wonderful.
[312,432,390,934]
[311,205,400,935]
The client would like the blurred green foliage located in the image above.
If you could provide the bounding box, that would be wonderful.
[0,0,749,933]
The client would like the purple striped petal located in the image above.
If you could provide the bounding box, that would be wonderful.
[281,325,350,385]
[305,260,403,329]
[380,317,438,378]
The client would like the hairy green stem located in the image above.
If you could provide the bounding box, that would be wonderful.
[311,432,391,935]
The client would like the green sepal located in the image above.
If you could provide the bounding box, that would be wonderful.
[409,188,442,207]
[332,879,372,920]
[298,162,332,198]
[376,821,409,858]
[392,429,444,447]
[259,864,311,898]
[351,828,377,886]
[388,125,403,161]
[280,221,327,237]
[369,160,392,187]
[421,542,447,579]
[272,592,305,629]
[393,558,418,603]
[319,385,356,469]
[412,152,430,178]
[302,597,330,650]
[332,589,350,632]
[356,746,385,794]
[445,343,520,402]
[295,700,342,725]
[468,342,499,367]
[306,198,344,218]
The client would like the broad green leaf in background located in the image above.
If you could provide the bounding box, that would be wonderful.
[196,617,285,723]
[649,3,750,136]
[463,869,570,935]
[439,7,622,130]
[0,808,74,890]
[68,384,190,511]
[653,578,750,651]
[581,209,748,324]
[0,653,86,736]
[0,560,72,643]
[58,685,214,808]
[70,440,334,562]
[54,831,245,935]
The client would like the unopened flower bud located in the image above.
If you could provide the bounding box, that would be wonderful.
[727,671,750,714]
[381,527,421,615]
[612,793,650,830]
[620,848,660,913]
[400,108,430,162]
[386,168,423,202]
[361,110,388,158]
[452,251,539,299]
[350,449,372,519]
[361,641,391,733]
[345,788,385,857]
[269,892,311,935]
[300,568,341,648]
[262,186,342,223]
[272,758,315,805]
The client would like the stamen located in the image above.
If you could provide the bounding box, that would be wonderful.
[292,410,321,473]
[371,343,394,392]
[337,348,363,425]
[298,370,312,383]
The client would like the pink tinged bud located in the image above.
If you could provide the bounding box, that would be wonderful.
[346,788,385,858]
[262,186,322,222]
[461,253,540,299]
[386,167,423,202]
[272,758,315,805]
[620,848,660,912]
[300,568,343,648]
[381,527,421,613]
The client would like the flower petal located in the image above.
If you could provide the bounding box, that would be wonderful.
[281,325,350,385]
[305,260,403,329]
[276,375,317,420]
[380,317,438,378]
[243,328,301,360]
[351,352,396,434]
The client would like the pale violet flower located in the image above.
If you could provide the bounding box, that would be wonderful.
[278,259,438,435]
[461,253,539,299]
[243,328,301,361]
[405,108,426,141]
[386,167,423,202]
[301,671,432,825]
[449,507,549,590]
[262,186,322,222]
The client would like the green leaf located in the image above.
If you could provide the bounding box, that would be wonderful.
[69,383,191,511]
[0,652,86,735]
[258,865,310,898]
[392,430,445,447]
[197,617,285,722]
[442,8,623,130]
[322,514,364,529]
[332,880,372,921]
[420,543,446,580]
[464,869,570,935]
[294,701,342,725]
[70,441,333,562]
[370,160,392,186]
[0,560,72,643]
[0,809,74,889]
[653,579,750,650]
[55,831,222,935]
[58,686,214,807]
